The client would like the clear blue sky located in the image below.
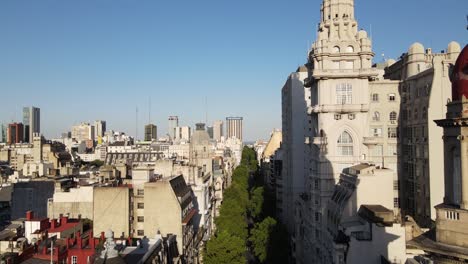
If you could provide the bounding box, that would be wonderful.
[1,0,467,141]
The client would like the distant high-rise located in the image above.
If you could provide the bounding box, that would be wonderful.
[213,120,223,141]
[174,126,191,141]
[207,126,214,139]
[144,124,157,141]
[7,123,24,144]
[0,124,6,143]
[168,116,179,140]
[94,120,106,140]
[226,117,243,141]
[23,106,40,143]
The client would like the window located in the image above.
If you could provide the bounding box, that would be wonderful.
[137,230,144,236]
[388,93,396,101]
[337,131,353,156]
[371,93,379,102]
[414,109,418,119]
[422,107,427,119]
[314,179,319,190]
[394,198,400,208]
[137,216,144,222]
[334,114,342,120]
[137,189,144,196]
[336,83,352,104]
[346,46,354,53]
[388,145,397,156]
[388,127,398,138]
[348,114,355,120]
[137,203,144,209]
[72,256,78,264]
[333,46,340,53]
[393,180,399,191]
[389,111,397,121]
[372,111,380,122]
[370,128,382,137]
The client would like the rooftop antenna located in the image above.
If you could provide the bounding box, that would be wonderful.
[136,107,138,141]
[148,96,151,124]
[205,96,208,125]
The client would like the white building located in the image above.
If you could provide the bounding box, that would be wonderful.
[168,116,179,140]
[226,117,243,142]
[94,120,106,140]
[213,120,223,142]
[280,66,310,241]
[174,126,191,142]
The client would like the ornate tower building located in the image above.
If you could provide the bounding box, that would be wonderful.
[302,0,399,263]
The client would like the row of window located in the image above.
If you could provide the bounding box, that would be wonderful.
[370,127,398,138]
[371,93,396,102]
[372,111,398,122]
[332,45,354,53]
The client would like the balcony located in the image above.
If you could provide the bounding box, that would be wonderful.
[312,68,379,79]
[308,104,369,115]
[363,137,384,145]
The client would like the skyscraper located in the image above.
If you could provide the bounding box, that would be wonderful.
[226,117,243,141]
[7,123,24,144]
[94,120,107,140]
[144,124,157,141]
[23,106,40,143]
[0,124,5,143]
[213,120,223,141]
[168,116,179,140]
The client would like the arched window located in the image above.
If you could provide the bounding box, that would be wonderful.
[346,46,354,53]
[389,111,397,121]
[333,46,340,53]
[372,112,380,121]
[337,131,353,156]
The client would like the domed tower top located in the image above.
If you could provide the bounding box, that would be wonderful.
[450,44,468,101]
[321,0,355,23]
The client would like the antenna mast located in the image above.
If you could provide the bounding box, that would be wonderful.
[149,96,151,124]
[136,107,138,141]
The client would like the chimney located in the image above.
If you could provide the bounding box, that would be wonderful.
[89,232,95,249]
[77,231,82,249]
[51,219,58,229]
[66,238,71,249]
[26,211,34,220]
[61,216,68,225]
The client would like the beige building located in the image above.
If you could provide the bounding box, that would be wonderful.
[384,42,461,227]
[409,44,468,263]
[93,186,131,238]
[47,186,94,220]
[144,176,197,262]
[71,122,95,142]
[92,175,198,263]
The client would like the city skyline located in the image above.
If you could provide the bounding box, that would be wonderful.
[1,0,467,141]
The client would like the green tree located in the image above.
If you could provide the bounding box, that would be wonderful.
[248,187,264,220]
[250,217,277,263]
[204,231,245,264]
